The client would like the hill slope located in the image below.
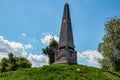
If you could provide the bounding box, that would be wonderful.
[0,64,120,80]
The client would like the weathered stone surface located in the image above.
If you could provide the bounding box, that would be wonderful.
[54,3,77,64]
[58,3,74,48]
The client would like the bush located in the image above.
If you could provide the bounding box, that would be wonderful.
[0,53,32,72]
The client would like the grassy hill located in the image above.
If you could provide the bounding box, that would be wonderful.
[0,64,120,80]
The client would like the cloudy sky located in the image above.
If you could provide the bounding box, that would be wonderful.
[0,0,120,67]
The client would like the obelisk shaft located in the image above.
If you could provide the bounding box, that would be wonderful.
[59,3,74,49]
[54,3,77,64]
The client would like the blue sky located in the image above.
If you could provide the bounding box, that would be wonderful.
[0,0,120,67]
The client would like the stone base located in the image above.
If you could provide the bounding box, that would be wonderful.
[54,48,77,64]
[54,60,77,64]
[53,60,68,64]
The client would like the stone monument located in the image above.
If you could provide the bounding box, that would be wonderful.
[54,3,77,64]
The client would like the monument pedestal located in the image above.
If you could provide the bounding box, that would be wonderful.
[54,47,77,64]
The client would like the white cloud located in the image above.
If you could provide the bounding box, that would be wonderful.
[77,50,103,67]
[0,35,48,67]
[21,33,26,37]
[41,33,59,45]
[82,50,103,64]
[0,53,8,61]
[0,36,32,60]
[24,44,33,49]
[0,36,4,40]
[27,53,48,67]
[77,52,84,60]
[0,36,49,67]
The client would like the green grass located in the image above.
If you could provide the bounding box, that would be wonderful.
[0,64,120,80]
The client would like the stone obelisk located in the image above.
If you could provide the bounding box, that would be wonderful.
[54,3,77,64]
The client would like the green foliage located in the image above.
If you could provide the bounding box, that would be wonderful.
[0,53,32,72]
[0,64,120,80]
[42,38,58,64]
[98,17,120,71]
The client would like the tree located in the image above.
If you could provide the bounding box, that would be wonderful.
[17,56,32,68]
[42,38,58,64]
[0,58,8,72]
[98,17,120,71]
[8,53,14,63]
[0,53,32,72]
